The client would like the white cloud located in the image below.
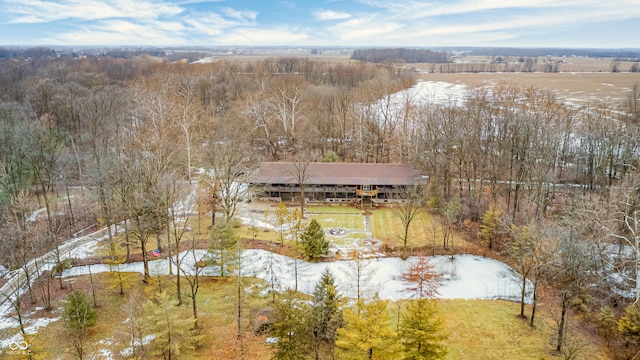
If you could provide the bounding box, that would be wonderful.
[5,0,184,23]
[314,10,351,20]
[185,12,240,36]
[1,0,639,47]
[359,0,640,23]
[221,7,258,22]
[45,20,188,46]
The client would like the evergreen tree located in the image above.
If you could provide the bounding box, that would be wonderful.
[619,304,640,346]
[310,268,343,359]
[478,202,502,249]
[208,220,239,276]
[301,219,329,260]
[274,201,290,245]
[144,291,201,359]
[596,306,617,346]
[63,291,98,359]
[322,150,339,163]
[399,299,447,359]
[336,297,401,359]
[271,291,312,360]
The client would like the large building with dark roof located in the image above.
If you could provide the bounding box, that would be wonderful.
[248,162,418,205]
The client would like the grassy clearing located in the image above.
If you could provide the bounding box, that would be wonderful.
[17,273,608,359]
[21,273,273,360]
[439,299,609,360]
[310,213,366,231]
[370,208,465,248]
[306,206,363,214]
[237,223,280,243]
[388,299,608,360]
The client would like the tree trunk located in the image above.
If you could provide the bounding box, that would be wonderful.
[192,288,198,329]
[211,196,216,227]
[300,186,305,218]
[237,239,243,339]
[556,296,567,352]
[519,269,528,318]
[124,219,131,262]
[294,257,298,292]
[176,257,182,305]
[141,240,150,283]
[529,281,538,327]
[88,265,97,308]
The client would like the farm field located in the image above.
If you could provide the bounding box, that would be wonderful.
[417,71,640,106]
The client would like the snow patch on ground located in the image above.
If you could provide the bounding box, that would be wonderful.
[399,80,469,106]
[67,239,100,259]
[0,315,60,350]
[61,249,532,303]
[120,334,156,357]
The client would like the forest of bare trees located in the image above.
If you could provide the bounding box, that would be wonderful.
[0,55,639,358]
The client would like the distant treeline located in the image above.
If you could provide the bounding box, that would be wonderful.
[457,47,640,59]
[352,48,450,63]
[0,47,57,59]
[0,46,166,59]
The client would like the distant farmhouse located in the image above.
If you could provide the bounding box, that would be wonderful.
[248,162,418,205]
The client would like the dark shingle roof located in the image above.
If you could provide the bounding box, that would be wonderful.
[250,162,416,186]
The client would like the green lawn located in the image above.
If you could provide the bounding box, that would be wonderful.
[309,213,366,231]
[21,274,273,360]
[389,299,609,360]
[18,275,609,360]
[370,208,464,248]
[237,223,281,243]
[305,206,363,214]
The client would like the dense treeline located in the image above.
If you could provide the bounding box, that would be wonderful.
[0,56,413,290]
[352,48,450,63]
[458,46,640,59]
[0,46,168,60]
[1,56,640,358]
[423,57,561,73]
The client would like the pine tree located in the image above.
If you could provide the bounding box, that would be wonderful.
[271,291,312,360]
[275,201,290,245]
[144,291,201,359]
[208,220,239,276]
[63,291,98,359]
[399,299,447,359]
[619,304,640,346]
[596,306,617,346]
[336,297,401,359]
[478,202,502,249]
[310,268,343,359]
[301,219,329,260]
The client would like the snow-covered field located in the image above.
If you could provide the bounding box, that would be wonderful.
[390,80,469,106]
[60,249,531,303]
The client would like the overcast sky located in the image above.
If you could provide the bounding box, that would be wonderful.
[1,0,638,48]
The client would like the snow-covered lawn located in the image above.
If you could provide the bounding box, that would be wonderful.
[60,249,531,303]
